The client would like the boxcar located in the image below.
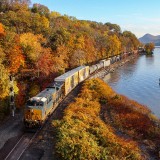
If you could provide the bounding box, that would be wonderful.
[100,59,111,67]
[54,66,89,95]
[116,55,120,61]
[110,56,117,64]
[96,62,104,69]
[89,65,98,74]
[78,66,90,82]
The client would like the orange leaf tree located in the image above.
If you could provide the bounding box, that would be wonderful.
[8,45,25,74]
[0,23,5,38]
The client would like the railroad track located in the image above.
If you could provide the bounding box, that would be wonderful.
[3,101,62,160]
[4,132,37,160]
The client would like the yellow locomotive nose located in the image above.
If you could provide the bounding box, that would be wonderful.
[25,108,41,121]
[24,107,42,128]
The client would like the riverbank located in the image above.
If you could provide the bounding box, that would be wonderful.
[90,53,138,80]
[106,48,160,119]
[53,78,160,159]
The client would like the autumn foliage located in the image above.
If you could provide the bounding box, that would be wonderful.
[144,43,155,54]
[8,45,25,74]
[15,82,26,108]
[53,78,160,159]
[0,1,140,118]
[0,23,5,38]
[53,79,144,159]
[106,95,160,139]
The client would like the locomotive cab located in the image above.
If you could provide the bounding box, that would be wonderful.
[24,97,47,128]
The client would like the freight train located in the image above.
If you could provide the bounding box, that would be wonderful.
[24,52,132,129]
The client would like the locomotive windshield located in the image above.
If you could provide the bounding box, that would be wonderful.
[27,100,44,106]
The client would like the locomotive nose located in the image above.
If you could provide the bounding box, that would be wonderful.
[29,109,34,114]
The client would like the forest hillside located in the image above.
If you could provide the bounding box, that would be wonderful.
[0,0,140,119]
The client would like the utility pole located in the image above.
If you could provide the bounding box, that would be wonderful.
[9,75,15,117]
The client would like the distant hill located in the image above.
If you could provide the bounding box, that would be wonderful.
[139,34,160,46]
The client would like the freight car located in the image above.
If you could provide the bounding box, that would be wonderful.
[54,66,89,95]
[89,64,98,74]
[100,59,111,67]
[24,55,126,129]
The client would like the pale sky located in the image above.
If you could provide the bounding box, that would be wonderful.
[31,0,160,38]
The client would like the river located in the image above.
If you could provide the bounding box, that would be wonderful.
[104,48,160,118]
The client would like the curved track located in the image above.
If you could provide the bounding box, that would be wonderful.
[3,56,133,160]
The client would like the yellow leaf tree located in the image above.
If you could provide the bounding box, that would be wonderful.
[106,34,121,57]
[20,33,45,62]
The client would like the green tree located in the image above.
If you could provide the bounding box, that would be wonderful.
[0,6,31,34]
[105,22,121,33]
[49,28,70,51]
[31,3,50,18]
[30,13,49,34]
[122,31,140,51]
[0,0,30,12]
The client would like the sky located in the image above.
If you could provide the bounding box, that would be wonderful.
[31,0,160,38]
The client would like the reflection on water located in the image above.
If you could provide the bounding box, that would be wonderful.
[145,55,154,66]
[104,48,160,118]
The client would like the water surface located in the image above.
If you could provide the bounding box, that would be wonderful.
[104,48,160,118]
